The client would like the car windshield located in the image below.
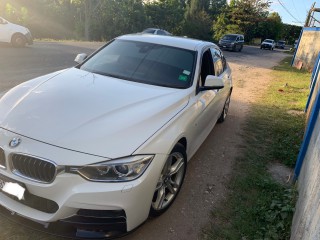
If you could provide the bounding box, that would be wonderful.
[143,29,156,34]
[222,35,237,41]
[80,39,196,89]
[264,40,273,43]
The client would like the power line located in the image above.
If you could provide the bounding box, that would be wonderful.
[290,0,302,20]
[277,0,302,23]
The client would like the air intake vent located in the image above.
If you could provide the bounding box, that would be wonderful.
[11,154,57,183]
[0,148,5,169]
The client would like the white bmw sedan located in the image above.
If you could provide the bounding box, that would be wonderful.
[0,34,232,238]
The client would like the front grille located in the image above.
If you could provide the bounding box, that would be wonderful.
[11,154,57,183]
[0,148,5,169]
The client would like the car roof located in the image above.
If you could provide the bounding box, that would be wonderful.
[117,34,214,51]
[264,39,274,41]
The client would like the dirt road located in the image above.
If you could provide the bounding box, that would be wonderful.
[0,43,288,240]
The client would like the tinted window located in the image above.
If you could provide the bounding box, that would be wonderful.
[222,35,237,41]
[80,40,196,89]
[143,29,156,34]
[157,30,166,35]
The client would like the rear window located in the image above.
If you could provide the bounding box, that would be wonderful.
[80,40,196,89]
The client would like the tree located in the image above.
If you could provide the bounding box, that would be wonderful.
[183,10,212,40]
[212,0,270,42]
[257,12,283,40]
[229,0,270,41]
[145,0,185,34]
[208,0,227,18]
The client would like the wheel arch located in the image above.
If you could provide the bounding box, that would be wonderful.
[177,137,187,152]
[11,32,26,42]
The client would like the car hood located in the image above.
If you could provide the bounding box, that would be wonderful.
[262,42,272,45]
[0,68,189,158]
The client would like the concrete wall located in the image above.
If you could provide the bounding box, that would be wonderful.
[291,58,320,239]
[293,28,320,71]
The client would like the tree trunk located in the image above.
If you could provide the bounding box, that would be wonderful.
[84,1,91,41]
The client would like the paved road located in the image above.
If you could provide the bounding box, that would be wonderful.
[0,42,288,240]
[0,42,103,93]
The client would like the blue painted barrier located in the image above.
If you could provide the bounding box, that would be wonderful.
[305,53,320,112]
[311,53,320,82]
[294,55,320,180]
[294,91,320,180]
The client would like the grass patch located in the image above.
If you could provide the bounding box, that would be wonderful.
[203,57,310,240]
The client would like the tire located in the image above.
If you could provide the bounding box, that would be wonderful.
[238,45,243,52]
[218,93,231,123]
[232,45,236,52]
[11,33,26,47]
[260,46,263,49]
[150,143,187,217]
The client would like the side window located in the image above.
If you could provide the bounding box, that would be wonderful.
[199,49,214,86]
[157,30,166,35]
[236,37,239,42]
[210,48,224,76]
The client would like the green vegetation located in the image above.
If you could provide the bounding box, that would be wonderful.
[0,0,301,43]
[203,57,310,240]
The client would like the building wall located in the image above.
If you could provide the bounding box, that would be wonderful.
[293,28,320,71]
[291,57,320,239]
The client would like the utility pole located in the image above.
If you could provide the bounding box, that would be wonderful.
[305,2,320,27]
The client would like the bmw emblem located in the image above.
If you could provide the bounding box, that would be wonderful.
[9,137,21,148]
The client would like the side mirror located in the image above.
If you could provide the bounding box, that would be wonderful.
[200,75,224,91]
[74,53,88,64]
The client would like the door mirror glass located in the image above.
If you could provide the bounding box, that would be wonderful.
[75,53,88,64]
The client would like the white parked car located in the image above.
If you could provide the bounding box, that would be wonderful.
[142,28,172,36]
[0,17,33,47]
[260,39,276,50]
[0,34,232,238]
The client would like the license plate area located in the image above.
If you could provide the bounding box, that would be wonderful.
[0,174,26,200]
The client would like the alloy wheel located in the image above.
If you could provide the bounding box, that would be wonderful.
[152,151,185,211]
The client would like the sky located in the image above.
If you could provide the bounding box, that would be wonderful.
[270,0,320,26]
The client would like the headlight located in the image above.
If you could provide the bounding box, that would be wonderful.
[67,155,154,182]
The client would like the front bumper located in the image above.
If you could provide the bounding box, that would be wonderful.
[218,42,234,50]
[25,32,33,45]
[0,128,166,238]
[0,205,128,238]
[261,44,272,49]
